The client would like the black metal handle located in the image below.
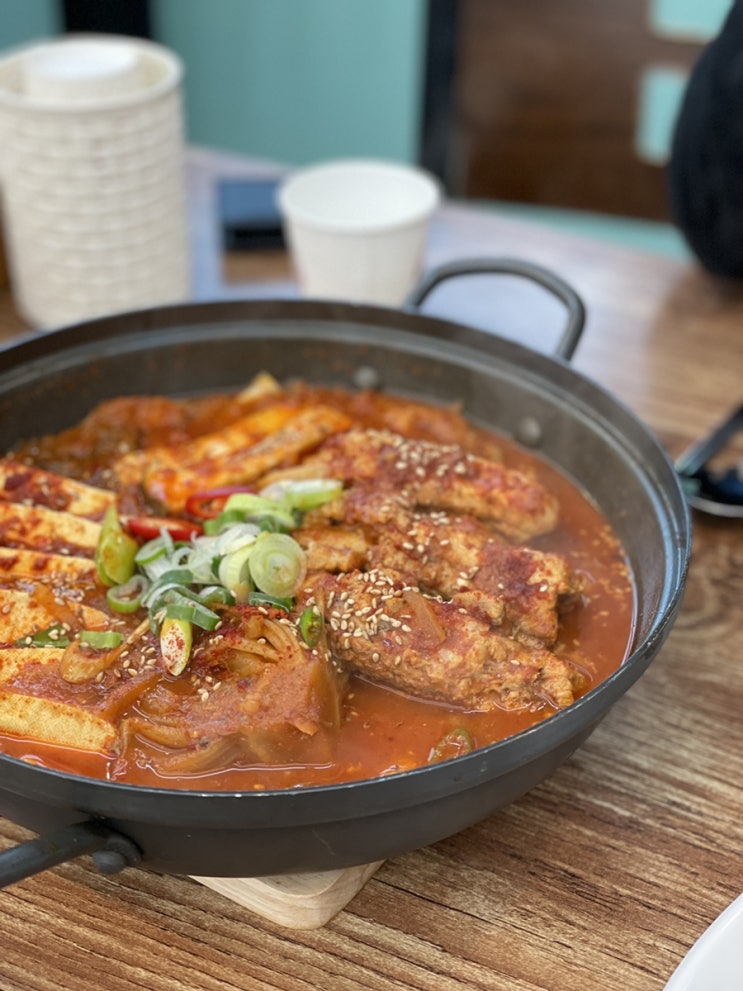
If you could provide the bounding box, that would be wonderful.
[406,257,586,361]
[0,820,141,888]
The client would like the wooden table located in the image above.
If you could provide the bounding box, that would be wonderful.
[2,148,743,991]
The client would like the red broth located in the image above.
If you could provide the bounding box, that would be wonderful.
[0,385,635,789]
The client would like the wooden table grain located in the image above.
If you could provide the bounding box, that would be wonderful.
[2,148,743,991]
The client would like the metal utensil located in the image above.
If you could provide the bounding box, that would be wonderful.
[675,405,743,518]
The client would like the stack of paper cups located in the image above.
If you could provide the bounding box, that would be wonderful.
[0,35,190,329]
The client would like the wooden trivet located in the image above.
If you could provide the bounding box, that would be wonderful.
[190,860,384,929]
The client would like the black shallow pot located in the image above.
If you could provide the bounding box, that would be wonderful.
[0,260,690,885]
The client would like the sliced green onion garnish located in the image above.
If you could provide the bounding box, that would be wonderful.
[79,629,123,650]
[214,524,259,556]
[183,538,221,583]
[247,531,307,599]
[170,545,193,567]
[203,508,248,535]
[262,478,343,511]
[106,574,149,613]
[198,584,236,605]
[141,568,195,607]
[163,599,220,631]
[298,607,323,648]
[218,543,255,603]
[223,492,297,532]
[15,623,70,649]
[247,591,293,612]
[134,535,170,566]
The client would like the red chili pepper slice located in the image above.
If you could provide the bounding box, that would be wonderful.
[184,486,257,519]
[124,516,203,541]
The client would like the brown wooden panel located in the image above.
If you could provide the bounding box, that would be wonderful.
[450,0,705,219]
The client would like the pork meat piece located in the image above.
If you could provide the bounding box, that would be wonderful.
[367,511,580,647]
[304,571,587,712]
[267,428,559,542]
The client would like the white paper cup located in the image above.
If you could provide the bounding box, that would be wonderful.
[278,159,441,306]
[21,37,146,102]
[0,35,189,329]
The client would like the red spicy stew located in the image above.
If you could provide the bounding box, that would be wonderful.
[0,378,635,790]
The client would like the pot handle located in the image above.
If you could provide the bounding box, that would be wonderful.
[0,820,141,888]
[406,258,586,361]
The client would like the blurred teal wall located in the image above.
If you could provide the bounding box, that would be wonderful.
[0,0,426,166]
[0,0,58,47]
[152,0,428,165]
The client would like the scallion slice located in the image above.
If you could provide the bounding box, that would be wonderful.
[261,478,343,511]
[247,532,307,599]
[141,568,195,608]
[14,623,70,649]
[106,574,149,614]
[217,543,255,602]
[203,508,248,535]
[79,629,123,650]
[198,584,236,605]
[134,535,170,566]
[247,591,294,612]
[223,492,297,532]
[163,598,220,631]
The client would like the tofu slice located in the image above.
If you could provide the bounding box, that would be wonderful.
[0,646,60,682]
[0,689,115,751]
[0,547,97,583]
[0,460,114,518]
[0,644,115,756]
[0,501,101,554]
[0,587,107,642]
[141,405,353,513]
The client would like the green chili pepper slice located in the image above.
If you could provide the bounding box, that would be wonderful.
[298,607,323,648]
[159,616,193,675]
[95,505,138,587]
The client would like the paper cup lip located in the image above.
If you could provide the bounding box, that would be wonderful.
[0,34,183,112]
[278,158,442,234]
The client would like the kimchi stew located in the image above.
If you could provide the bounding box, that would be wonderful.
[0,374,635,789]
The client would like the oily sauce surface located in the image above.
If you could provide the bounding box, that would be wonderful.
[1,385,635,790]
